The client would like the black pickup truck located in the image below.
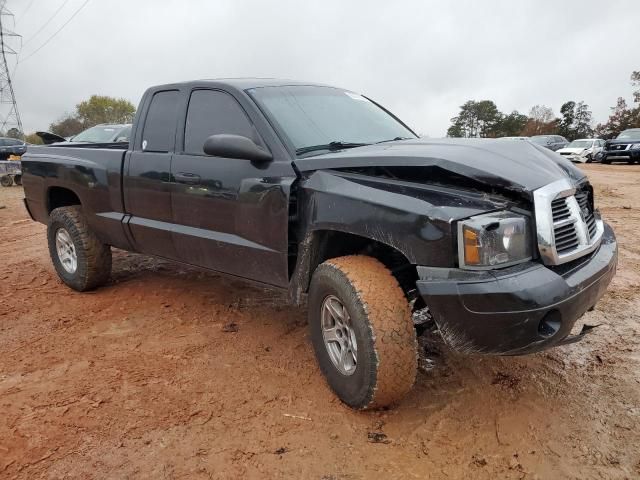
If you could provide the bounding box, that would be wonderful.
[22,79,617,409]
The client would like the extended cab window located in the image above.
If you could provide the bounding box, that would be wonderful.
[142,90,180,152]
[184,90,255,155]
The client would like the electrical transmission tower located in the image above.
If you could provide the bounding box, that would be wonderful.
[0,1,22,138]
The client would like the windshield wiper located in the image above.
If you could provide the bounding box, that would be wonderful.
[375,136,413,144]
[295,141,369,156]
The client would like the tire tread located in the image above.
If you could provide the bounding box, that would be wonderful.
[321,255,417,409]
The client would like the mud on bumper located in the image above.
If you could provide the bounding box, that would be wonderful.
[416,223,617,355]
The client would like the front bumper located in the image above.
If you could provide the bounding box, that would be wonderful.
[416,223,617,355]
[559,153,590,163]
[603,150,640,162]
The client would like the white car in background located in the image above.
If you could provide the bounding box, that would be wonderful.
[556,138,605,163]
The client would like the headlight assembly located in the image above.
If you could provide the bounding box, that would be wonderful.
[458,211,532,269]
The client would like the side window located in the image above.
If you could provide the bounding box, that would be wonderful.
[142,90,180,152]
[184,89,256,155]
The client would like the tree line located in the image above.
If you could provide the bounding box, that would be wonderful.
[447,70,640,140]
[21,95,136,144]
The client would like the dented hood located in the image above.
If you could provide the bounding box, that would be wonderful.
[292,138,586,196]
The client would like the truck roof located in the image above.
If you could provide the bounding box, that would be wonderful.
[149,78,331,92]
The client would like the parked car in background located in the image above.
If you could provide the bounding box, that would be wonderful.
[530,135,569,151]
[602,128,640,164]
[556,138,605,163]
[36,124,132,145]
[0,137,27,159]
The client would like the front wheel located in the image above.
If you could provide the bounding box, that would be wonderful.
[47,206,112,291]
[0,175,12,187]
[585,154,593,163]
[308,255,417,409]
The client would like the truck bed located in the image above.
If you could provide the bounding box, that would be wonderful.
[22,145,131,250]
[46,142,129,150]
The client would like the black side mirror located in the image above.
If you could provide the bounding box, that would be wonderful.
[203,134,272,162]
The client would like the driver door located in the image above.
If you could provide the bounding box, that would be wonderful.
[170,88,296,287]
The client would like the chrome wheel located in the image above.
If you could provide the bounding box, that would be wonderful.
[321,295,357,376]
[55,228,77,274]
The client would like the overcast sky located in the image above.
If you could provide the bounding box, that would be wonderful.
[5,0,640,136]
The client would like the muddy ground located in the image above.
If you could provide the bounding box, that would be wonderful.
[1,164,639,479]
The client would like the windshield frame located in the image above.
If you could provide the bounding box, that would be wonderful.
[566,140,593,149]
[530,135,553,145]
[617,129,640,140]
[246,85,417,158]
[72,125,130,143]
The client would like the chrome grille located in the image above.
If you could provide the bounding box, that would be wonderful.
[551,197,570,220]
[551,197,579,254]
[608,144,629,151]
[575,191,597,240]
[534,179,604,265]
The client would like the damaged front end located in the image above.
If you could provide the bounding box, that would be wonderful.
[414,221,617,355]
[290,139,617,355]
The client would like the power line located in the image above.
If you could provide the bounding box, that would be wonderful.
[19,0,90,64]
[23,0,70,46]
[16,0,36,24]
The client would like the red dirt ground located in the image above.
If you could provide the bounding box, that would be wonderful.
[1,164,639,479]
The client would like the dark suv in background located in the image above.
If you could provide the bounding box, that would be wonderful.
[602,128,640,164]
[530,135,569,151]
[0,137,27,159]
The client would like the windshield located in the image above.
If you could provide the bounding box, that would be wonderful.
[617,129,640,140]
[567,140,592,148]
[530,136,552,145]
[72,125,129,143]
[248,85,416,156]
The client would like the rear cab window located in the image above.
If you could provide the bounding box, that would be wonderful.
[141,90,180,152]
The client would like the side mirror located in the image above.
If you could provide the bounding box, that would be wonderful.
[203,134,272,162]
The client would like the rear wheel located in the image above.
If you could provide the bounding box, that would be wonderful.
[0,175,12,187]
[308,255,417,409]
[47,206,112,291]
[13,174,21,185]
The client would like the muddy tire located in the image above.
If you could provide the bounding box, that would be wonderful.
[308,255,417,409]
[0,175,12,187]
[47,206,112,291]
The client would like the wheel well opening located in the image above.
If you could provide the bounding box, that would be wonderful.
[308,230,418,299]
[48,187,81,213]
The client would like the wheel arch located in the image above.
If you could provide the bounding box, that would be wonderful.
[47,186,82,214]
[288,228,417,305]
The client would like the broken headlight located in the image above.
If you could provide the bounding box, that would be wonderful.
[458,212,532,269]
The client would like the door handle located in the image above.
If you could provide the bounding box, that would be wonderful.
[174,172,201,184]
